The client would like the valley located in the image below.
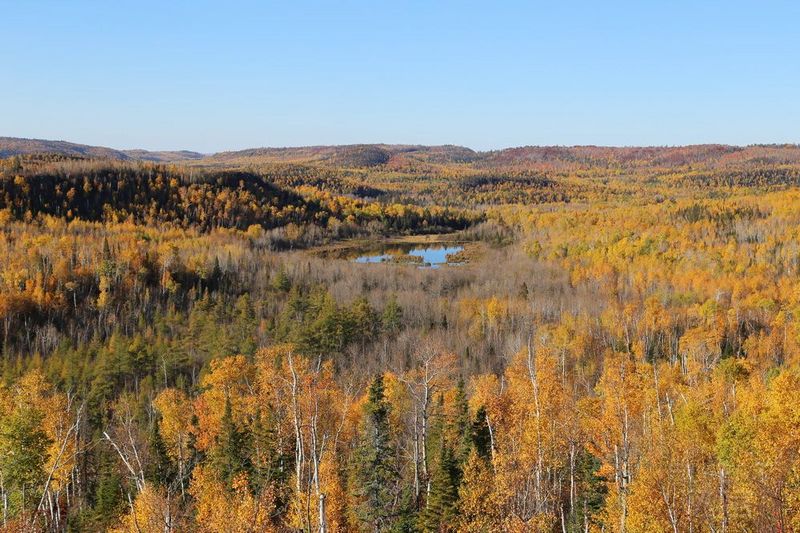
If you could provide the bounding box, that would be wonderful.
[0,142,799,531]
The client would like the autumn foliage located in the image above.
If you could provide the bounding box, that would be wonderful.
[1,149,800,531]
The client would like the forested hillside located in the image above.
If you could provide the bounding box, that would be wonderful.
[0,157,476,248]
[0,138,204,162]
[1,147,800,531]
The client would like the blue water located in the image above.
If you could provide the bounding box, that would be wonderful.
[354,245,463,268]
[408,246,462,267]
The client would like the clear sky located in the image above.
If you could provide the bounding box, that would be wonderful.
[2,0,799,152]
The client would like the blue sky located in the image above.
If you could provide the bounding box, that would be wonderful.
[2,1,799,152]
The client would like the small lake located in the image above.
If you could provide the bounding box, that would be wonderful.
[353,245,464,268]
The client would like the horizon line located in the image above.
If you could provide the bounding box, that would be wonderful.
[3,135,800,157]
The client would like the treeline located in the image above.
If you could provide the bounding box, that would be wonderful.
[672,166,800,188]
[204,157,800,210]
[0,158,478,248]
[250,163,388,199]
[2,163,321,230]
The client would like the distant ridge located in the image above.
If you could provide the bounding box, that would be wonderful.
[121,149,207,162]
[0,137,205,162]
[2,136,800,170]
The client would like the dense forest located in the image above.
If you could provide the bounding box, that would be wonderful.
[1,145,800,531]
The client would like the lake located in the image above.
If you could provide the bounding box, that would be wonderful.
[353,244,464,268]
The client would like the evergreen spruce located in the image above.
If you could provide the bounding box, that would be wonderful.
[90,456,125,530]
[212,396,252,489]
[145,416,175,488]
[471,406,492,461]
[420,440,460,532]
[352,375,399,532]
[452,379,472,467]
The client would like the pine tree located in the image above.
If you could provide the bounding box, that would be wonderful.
[232,293,257,356]
[308,293,346,355]
[471,406,492,461]
[453,379,472,467]
[250,406,290,506]
[145,416,175,488]
[211,396,252,489]
[352,375,399,532]
[420,440,460,532]
[208,256,223,291]
[391,486,419,533]
[90,455,125,530]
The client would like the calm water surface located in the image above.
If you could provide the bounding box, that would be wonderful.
[354,245,463,268]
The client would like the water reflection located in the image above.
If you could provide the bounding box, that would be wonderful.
[354,245,463,268]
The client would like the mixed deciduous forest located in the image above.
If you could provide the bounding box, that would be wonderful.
[1,142,800,531]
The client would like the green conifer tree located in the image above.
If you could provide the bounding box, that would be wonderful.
[352,375,399,532]
[452,379,472,468]
[145,416,175,488]
[470,406,492,461]
[212,396,252,489]
[420,441,460,532]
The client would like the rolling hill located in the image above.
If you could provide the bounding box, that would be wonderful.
[0,136,204,162]
[4,136,800,171]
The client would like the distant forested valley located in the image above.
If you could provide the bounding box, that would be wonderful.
[1,141,800,531]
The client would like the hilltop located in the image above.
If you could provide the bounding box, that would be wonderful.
[3,136,800,171]
[0,136,204,162]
